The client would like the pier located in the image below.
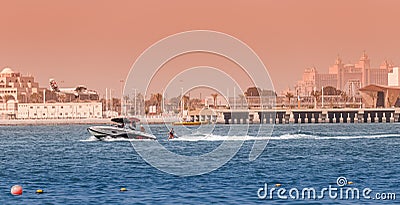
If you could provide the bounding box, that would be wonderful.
[218,108,400,124]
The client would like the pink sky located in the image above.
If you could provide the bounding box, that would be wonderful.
[1,0,400,98]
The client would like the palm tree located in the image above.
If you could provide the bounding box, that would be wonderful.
[310,90,321,108]
[182,95,190,110]
[211,93,218,108]
[58,93,66,103]
[30,93,42,103]
[285,92,294,108]
[154,93,163,114]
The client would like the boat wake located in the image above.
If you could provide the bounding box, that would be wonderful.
[171,134,270,141]
[80,136,155,142]
[80,133,400,142]
[317,133,400,140]
[169,133,400,141]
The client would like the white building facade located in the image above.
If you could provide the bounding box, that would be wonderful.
[388,67,400,86]
[0,100,18,119]
[17,102,102,119]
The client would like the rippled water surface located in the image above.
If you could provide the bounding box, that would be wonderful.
[1,123,399,204]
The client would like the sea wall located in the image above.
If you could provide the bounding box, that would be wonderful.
[221,108,400,124]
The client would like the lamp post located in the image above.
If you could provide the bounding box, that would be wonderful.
[161,89,165,115]
[321,86,324,108]
[120,80,124,116]
[132,88,137,116]
[181,87,184,118]
[233,87,236,110]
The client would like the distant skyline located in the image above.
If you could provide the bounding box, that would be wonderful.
[1,0,400,98]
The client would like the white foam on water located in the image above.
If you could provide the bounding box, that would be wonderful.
[79,136,99,142]
[80,136,155,142]
[271,133,315,140]
[168,133,400,141]
[81,133,400,142]
[317,133,400,140]
[170,134,270,141]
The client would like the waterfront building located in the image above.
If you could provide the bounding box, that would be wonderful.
[16,102,102,119]
[0,67,41,103]
[0,67,102,119]
[0,99,17,119]
[359,84,400,108]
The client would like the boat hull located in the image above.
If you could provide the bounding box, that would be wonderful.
[87,126,157,140]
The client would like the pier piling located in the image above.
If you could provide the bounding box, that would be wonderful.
[221,108,399,124]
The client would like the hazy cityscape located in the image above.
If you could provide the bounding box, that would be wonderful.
[1,51,400,123]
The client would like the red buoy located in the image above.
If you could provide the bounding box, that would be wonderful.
[11,185,23,195]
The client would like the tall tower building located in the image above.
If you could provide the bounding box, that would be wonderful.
[358,51,370,87]
[329,55,344,89]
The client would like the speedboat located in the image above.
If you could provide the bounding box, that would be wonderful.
[87,117,157,140]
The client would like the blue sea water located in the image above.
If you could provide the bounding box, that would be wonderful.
[0,123,399,204]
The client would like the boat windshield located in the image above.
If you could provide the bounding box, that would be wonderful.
[112,123,124,128]
[110,117,139,130]
[127,121,136,130]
